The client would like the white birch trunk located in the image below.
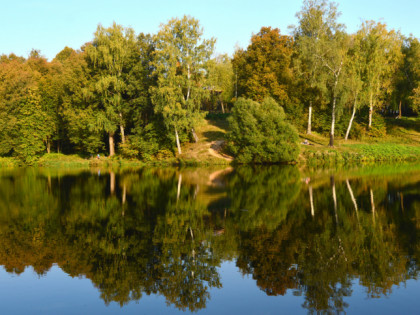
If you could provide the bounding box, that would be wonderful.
[119,113,125,144]
[329,95,337,147]
[186,52,190,101]
[175,127,182,155]
[345,100,357,140]
[307,101,312,135]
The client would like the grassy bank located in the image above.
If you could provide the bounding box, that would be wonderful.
[2,117,420,168]
[300,117,420,165]
[0,157,19,167]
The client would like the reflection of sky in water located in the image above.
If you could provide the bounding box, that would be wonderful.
[1,263,419,314]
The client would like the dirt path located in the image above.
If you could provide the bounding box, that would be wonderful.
[208,140,234,161]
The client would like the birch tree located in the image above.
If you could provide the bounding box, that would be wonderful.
[291,0,331,135]
[294,0,347,146]
[151,16,215,154]
[357,21,402,128]
[344,34,364,140]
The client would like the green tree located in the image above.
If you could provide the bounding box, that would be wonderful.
[293,0,348,146]
[85,22,138,156]
[0,53,56,163]
[206,54,234,113]
[357,21,402,128]
[291,0,332,135]
[227,97,300,163]
[343,34,364,140]
[398,36,420,115]
[232,27,294,104]
[57,47,105,154]
[151,16,215,154]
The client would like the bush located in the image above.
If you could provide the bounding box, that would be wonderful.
[129,120,174,161]
[367,114,387,138]
[227,97,300,163]
[119,140,139,159]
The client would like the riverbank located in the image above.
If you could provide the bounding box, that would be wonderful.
[1,117,419,168]
[300,117,420,165]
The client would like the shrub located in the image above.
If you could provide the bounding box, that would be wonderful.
[227,97,300,163]
[119,140,139,160]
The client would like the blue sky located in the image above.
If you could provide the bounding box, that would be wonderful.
[1,0,419,60]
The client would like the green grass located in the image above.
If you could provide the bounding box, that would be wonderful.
[36,153,90,167]
[0,157,19,167]
[343,143,420,161]
[300,117,420,165]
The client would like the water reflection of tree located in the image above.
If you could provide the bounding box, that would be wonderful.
[0,167,419,313]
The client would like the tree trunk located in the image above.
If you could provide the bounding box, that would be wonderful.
[192,128,199,143]
[398,100,402,118]
[46,139,51,154]
[345,99,357,140]
[175,127,182,155]
[368,91,373,129]
[329,62,342,147]
[186,52,191,101]
[120,125,125,144]
[119,113,125,144]
[57,141,60,153]
[221,100,225,113]
[329,96,336,147]
[307,101,312,135]
[109,132,115,156]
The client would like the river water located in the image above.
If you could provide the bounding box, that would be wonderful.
[0,164,419,314]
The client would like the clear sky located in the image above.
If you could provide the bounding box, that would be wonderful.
[1,0,419,60]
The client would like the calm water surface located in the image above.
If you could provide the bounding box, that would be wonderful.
[0,164,419,314]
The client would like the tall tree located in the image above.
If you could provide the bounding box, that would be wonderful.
[0,53,56,163]
[291,0,331,135]
[397,36,420,115]
[206,54,234,113]
[232,27,293,103]
[85,22,138,156]
[27,51,63,153]
[57,47,105,154]
[151,16,215,154]
[344,34,364,140]
[294,0,348,146]
[357,21,402,128]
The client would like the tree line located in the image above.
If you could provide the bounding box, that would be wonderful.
[0,0,419,163]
